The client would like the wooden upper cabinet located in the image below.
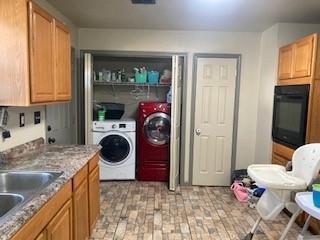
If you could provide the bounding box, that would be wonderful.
[0,0,71,106]
[316,35,320,80]
[54,20,71,101]
[278,45,294,80]
[0,0,30,106]
[277,34,317,84]
[29,2,55,103]
[292,35,314,78]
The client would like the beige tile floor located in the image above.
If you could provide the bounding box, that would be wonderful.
[91,181,303,240]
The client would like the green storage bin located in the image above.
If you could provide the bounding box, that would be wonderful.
[135,72,147,83]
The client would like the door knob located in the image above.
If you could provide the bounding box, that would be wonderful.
[48,137,56,144]
[195,129,201,136]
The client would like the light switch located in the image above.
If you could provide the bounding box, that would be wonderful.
[34,111,41,124]
[19,113,25,127]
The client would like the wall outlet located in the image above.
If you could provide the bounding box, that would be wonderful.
[0,107,8,127]
[19,113,25,127]
[2,130,11,139]
[34,111,41,124]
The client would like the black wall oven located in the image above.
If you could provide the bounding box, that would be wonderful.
[272,85,309,149]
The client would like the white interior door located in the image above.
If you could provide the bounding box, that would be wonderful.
[169,55,183,191]
[192,57,237,186]
[46,103,73,144]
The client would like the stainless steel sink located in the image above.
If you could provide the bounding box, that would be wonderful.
[0,171,63,221]
[0,171,62,193]
[0,193,24,217]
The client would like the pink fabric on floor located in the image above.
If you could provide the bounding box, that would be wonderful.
[230,181,249,203]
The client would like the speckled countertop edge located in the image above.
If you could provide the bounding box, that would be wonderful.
[0,143,99,240]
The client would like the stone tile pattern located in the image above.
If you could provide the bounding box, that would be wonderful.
[1,137,44,164]
[91,181,302,240]
[0,139,99,240]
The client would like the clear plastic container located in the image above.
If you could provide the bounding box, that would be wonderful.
[167,87,172,103]
[312,184,320,208]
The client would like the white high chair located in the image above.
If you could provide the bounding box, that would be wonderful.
[244,143,320,240]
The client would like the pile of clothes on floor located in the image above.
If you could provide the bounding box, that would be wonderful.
[230,169,265,208]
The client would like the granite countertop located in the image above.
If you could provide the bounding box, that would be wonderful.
[0,139,99,240]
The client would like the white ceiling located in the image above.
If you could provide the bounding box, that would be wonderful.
[47,0,320,32]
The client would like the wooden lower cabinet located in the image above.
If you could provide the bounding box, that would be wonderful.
[272,142,294,166]
[297,213,320,235]
[46,199,73,240]
[272,153,289,166]
[11,181,72,240]
[73,167,89,240]
[35,232,47,240]
[12,154,100,240]
[72,155,100,239]
[72,154,100,238]
[89,166,100,233]
[16,194,73,240]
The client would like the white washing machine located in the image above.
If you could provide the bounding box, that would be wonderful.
[92,119,136,180]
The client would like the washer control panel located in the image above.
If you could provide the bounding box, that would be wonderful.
[93,120,136,132]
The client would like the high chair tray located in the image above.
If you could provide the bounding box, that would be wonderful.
[296,192,320,220]
[248,164,307,190]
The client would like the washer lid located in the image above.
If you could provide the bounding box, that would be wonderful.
[143,112,171,145]
[98,132,132,165]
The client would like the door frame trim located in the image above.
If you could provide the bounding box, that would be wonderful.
[190,53,242,185]
[79,50,189,186]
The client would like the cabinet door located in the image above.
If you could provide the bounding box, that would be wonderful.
[35,232,47,240]
[278,45,294,80]
[46,199,73,240]
[272,154,289,166]
[0,0,30,106]
[73,178,89,240]
[89,166,100,233]
[29,2,55,103]
[54,20,71,101]
[292,35,314,78]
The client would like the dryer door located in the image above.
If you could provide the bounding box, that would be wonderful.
[144,112,171,145]
[98,132,132,165]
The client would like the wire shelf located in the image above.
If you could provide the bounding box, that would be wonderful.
[93,81,171,87]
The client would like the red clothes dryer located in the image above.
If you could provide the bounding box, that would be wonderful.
[137,102,171,181]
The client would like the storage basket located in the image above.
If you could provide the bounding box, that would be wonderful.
[135,72,147,83]
[147,71,159,84]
